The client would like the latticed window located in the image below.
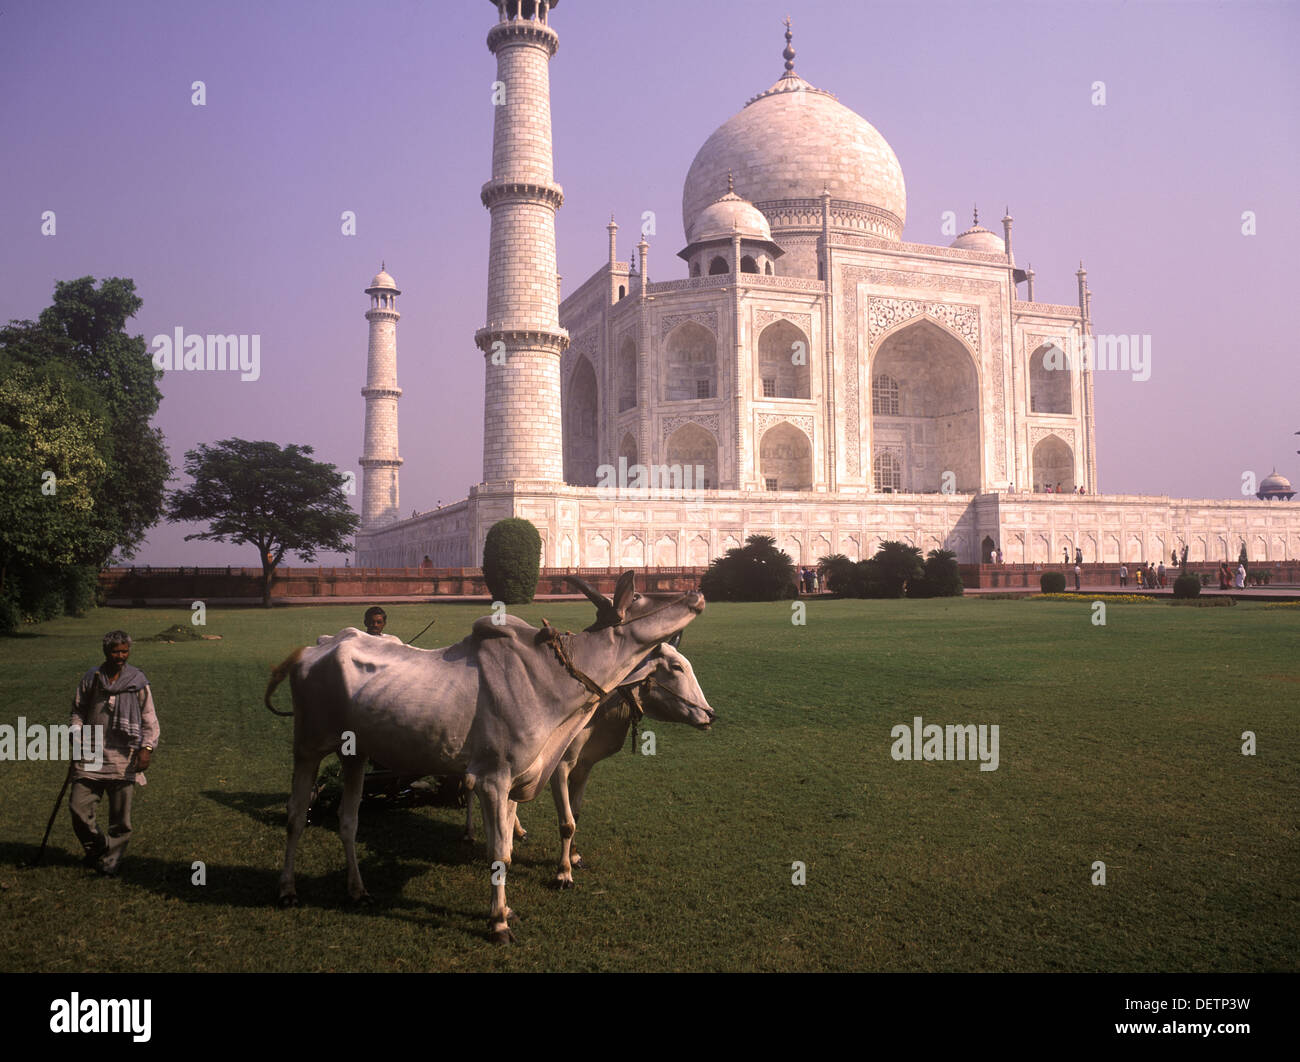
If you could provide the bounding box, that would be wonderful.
[872,374,899,415]
[765,477,778,491]
[873,450,902,492]
[762,377,776,397]
[696,378,711,399]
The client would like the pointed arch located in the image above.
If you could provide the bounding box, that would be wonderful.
[757,319,811,399]
[759,421,813,491]
[664,321,717,402]
[871,318,981,492]
[563,355,599,486]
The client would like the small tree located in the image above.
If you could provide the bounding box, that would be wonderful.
[700,534,797,602]
[165,439,359,607]
[871,541,925,599]
[482,518,542,604]
[1238,541,1248,569]
[817,553,855,596]
[911,548,963,598]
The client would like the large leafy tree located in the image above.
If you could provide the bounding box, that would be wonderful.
[165,439,360,607]
[0,360,112,629]
[0,276,169,565]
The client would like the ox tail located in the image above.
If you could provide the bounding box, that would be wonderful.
[264,647,306,717]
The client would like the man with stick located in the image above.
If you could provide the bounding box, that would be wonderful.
[68,630,159,876]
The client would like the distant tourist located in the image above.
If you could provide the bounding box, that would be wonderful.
[1171,549,1178,568]
[1120,564,1128,587]
[1074,563,1082,591]
[1063,547,1069,565]
[1235,563,1246,589]
[995,548,1003,565]
[1075,548,1083,565]
[1136,567,1144,588]
[1157,562,1166,588]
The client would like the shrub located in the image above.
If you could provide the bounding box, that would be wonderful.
[1172,573,1201,599]
[1040,571,1067,593]
[817,553,856,596]
[872,541,925,599]
[481,518,541,604]
[700,534,798,602]
[911,549,963,598]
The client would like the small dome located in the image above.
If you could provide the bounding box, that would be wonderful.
[367,267,398,292]
[951,217,1005,254]
[1257,470,1295,499]
[687,186,774,244]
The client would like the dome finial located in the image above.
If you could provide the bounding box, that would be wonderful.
[727,170,735,194]
[782,15,796,75]
[381,259,386,272]
[972,205,979,227]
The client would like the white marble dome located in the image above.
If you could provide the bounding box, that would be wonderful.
[950,223,1005,254]
[682,71,906,240]
[368,267,398,291]
[687,187,774,244]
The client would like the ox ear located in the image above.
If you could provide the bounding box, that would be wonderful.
[611,570,637,619]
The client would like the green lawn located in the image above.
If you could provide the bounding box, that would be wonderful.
[1,597,1295,971]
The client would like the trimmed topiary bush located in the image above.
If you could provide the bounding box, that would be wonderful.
[700,534,798,601]
[1040,571,1067,593]
[481,518,542,604]
[1172,573,1201,599]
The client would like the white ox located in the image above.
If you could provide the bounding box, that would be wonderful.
[463,639,714,887]
[264,572,704,942]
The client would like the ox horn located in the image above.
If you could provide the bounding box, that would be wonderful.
[565,575,611,611]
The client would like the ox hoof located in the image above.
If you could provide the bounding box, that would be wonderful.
[489,927,517,945]
[549,876,575,890]
[571,854,586,869]
[345,892,375,908]
[277,894,300,909]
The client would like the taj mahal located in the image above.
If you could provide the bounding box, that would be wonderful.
[356,0,1298,571]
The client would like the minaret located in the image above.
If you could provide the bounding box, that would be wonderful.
[474,0,569,484]
[360,264,402,527]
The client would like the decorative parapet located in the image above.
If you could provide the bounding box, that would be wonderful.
[1014,300,1082,318]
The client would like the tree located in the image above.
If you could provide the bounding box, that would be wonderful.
[871,541,925,598]
[165,439,360,607]
[0,277,169,565]
[700,534,798,601]
[0,360,111,630]
[817,553,855,595]
[482,518,542,604]
[911,548,963,598]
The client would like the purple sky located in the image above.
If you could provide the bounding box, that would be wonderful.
[3,0,1297,567]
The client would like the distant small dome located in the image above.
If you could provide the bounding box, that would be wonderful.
[1257,469,1295,500]
[367,267,398,292]
[687,186,774,244]
[950,214,1005,254]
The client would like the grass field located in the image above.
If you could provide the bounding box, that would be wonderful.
[1,596,1295,972]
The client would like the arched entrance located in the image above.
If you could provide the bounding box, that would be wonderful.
[871,319,980,492]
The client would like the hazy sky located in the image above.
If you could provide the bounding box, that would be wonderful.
[3,0,1297,566]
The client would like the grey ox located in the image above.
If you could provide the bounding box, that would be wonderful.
[463,637,714,887]
[264,572,704,942]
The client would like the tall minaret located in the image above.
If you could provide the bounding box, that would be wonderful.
[360,264,402,527]
[474,0,569,484]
